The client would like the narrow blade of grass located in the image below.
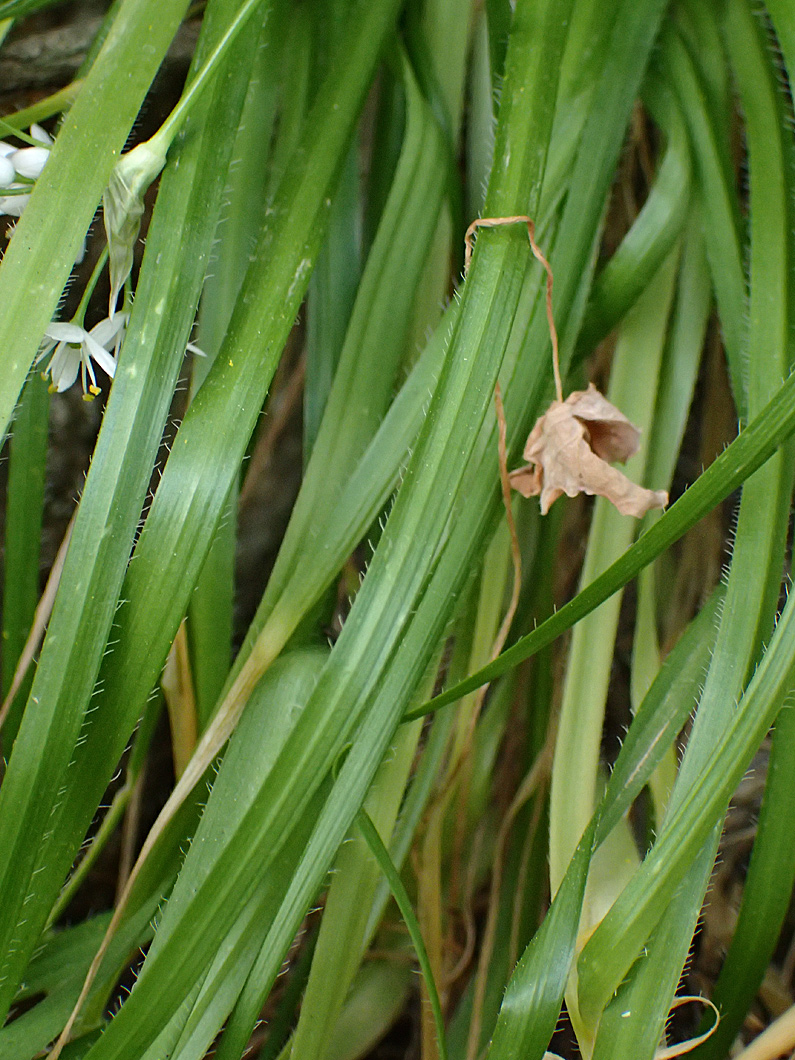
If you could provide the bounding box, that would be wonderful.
[0,0,257,1020]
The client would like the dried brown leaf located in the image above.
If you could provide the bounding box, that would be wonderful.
[509,384,668,517]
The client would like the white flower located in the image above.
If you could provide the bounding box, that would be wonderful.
[38,314,127,398]
[0,123,52,217]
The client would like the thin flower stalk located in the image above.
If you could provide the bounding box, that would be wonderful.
[103,0,269,314]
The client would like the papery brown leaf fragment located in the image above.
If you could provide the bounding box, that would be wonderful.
[509,384,668,518]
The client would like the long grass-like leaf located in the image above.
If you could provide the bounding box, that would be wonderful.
[228,44,447,672]
[662,18,747,414]
[577,83,691,352]
[0,373,49,745]
[0,0,257,1020]
[38,48,445,1027]
[186,7,283,727]
[32,0,401,985]
[198,7,678,1060]
[688,3,795,1053]
[767,0,795,82]
[485,585,720,1060]
[357,809,448,1060]
[549,251,678,901]
[74,4,574,1056]
[0,915,112,1059]
[577,3,794,1037]
[138,649,329,1060]
[690,703,795,1060]
[284,721,424,1060]
[579,580,795,1026]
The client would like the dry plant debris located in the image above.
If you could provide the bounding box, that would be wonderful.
[508,383,669,516]
[464,215,669,519]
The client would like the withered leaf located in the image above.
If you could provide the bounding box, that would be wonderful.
[508,384,668,517]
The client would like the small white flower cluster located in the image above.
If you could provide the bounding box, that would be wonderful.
[1,121,122,398]
[0,123,52,217]
[38,314,128,399]
[16,122,198,398]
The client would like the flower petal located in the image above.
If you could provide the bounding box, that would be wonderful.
[104,138,167,315]
[47,343,80,392]
[44,322,87,343]
[35,336,58,363]
[83,334,117,379]
[0,156,15,186]
[30,123,53,145]
[89,313,128,347]
[10,146,49,179]
[0,191,29,216]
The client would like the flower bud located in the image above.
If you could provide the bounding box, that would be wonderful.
[0,187,30,216]
[29,123,53,145]
[10,145,49,179]
[103,137,167,315]
[0,155,15,186]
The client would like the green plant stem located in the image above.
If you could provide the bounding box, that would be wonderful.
[155,0,267,149]
[73,246,110,325]
[1,83,83,133]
